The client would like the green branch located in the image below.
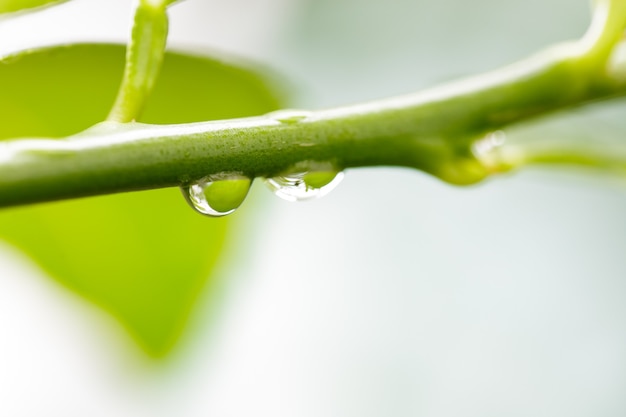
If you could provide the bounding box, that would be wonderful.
[1,0,626,208]
[106,0,172,122]
[0,0,69,15]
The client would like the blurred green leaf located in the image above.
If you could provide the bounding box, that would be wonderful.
[0,44,282,357]
[0,0,69,15]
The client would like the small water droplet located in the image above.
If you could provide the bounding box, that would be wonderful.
[472,130,505,157]
[268,109,312,125]
[472,131,506,164]
[264,162,344,202]
[470,130,507,175]
[182,173,251,217]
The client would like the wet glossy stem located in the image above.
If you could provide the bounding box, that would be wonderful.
[0,0,625,207]
[106,0,170,122]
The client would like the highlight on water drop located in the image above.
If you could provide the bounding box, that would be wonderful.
[264,161,344,202]
[181,173,252,217]
[471,130,506,172]
[267,109,312,125]
[472,131,505,158]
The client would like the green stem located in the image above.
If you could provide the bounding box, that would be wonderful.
[516,146,626,172]
[580,0,626,60]
[0,0,69,15]
[106,0,170,123]
[478,137,626,175]
[0,0,625,208]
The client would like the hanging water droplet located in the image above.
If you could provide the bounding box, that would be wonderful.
[264,162,344,202]
[182,174,251,217]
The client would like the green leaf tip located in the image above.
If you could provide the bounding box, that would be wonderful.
[0,43,284,357]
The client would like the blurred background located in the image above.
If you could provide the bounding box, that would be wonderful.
[2,0,626,415]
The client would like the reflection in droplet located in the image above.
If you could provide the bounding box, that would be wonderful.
[182,174,251,217]
[472,130,505,157]
[471,130,507,171]
[264,163,344,202]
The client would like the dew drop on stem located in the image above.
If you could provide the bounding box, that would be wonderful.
[472,131,505,157]
[181,174,252,217]
[267,109,312,125]
[472,130,506,172]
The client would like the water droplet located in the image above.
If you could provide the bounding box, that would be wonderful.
[267,109,312,125]
[472,130,506,168]
[471,130,507,171]
[182,174,251,217]
[264,162,344,202]
[472,130,505,157]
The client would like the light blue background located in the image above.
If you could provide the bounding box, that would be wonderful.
[1,0,625,415]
